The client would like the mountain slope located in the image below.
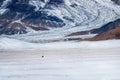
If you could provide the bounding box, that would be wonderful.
[0,0,120,42]
[82,19,120,41]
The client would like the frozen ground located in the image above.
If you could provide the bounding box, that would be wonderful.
[0,38,120,80]
[0,48,120,80]
[1,37,120,50]
[0,0,120,79]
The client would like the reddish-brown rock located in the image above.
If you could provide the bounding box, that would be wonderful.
[67,31,89,36]
[83,24,120,41]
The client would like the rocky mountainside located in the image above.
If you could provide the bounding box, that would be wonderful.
[0,0,66,35]
[0,0,120,42]
[112,0,120,5]
[81,19,120,41]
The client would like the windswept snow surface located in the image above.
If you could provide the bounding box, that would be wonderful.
[0,37,120,50]
[0,47,120,80]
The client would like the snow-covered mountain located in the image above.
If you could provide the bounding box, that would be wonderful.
[112,0,120,5]
[0,0,120,42]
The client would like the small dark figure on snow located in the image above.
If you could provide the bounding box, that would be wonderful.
[42,56,44,58]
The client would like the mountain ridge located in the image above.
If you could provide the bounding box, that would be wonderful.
[0,0,120,42]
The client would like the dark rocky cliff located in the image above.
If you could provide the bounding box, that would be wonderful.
[0,0,65,35]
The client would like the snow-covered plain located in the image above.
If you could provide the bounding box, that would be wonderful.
[0,47,120,80]
[0,37,120,50]
[0,0,120,80]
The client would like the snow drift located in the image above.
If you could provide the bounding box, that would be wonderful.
[0,37,120,50]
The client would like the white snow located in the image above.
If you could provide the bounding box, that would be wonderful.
[0,46,120,80]
[0,0,120,50]
[0,1,120,80]
[0,0,12,15]
[8,0,120,41]
[64,0,71,5]
[0,0,12,8]
[0,37,120,50]
[29,0,49,11]
[0,9,7,15]
[0,0,120,41]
